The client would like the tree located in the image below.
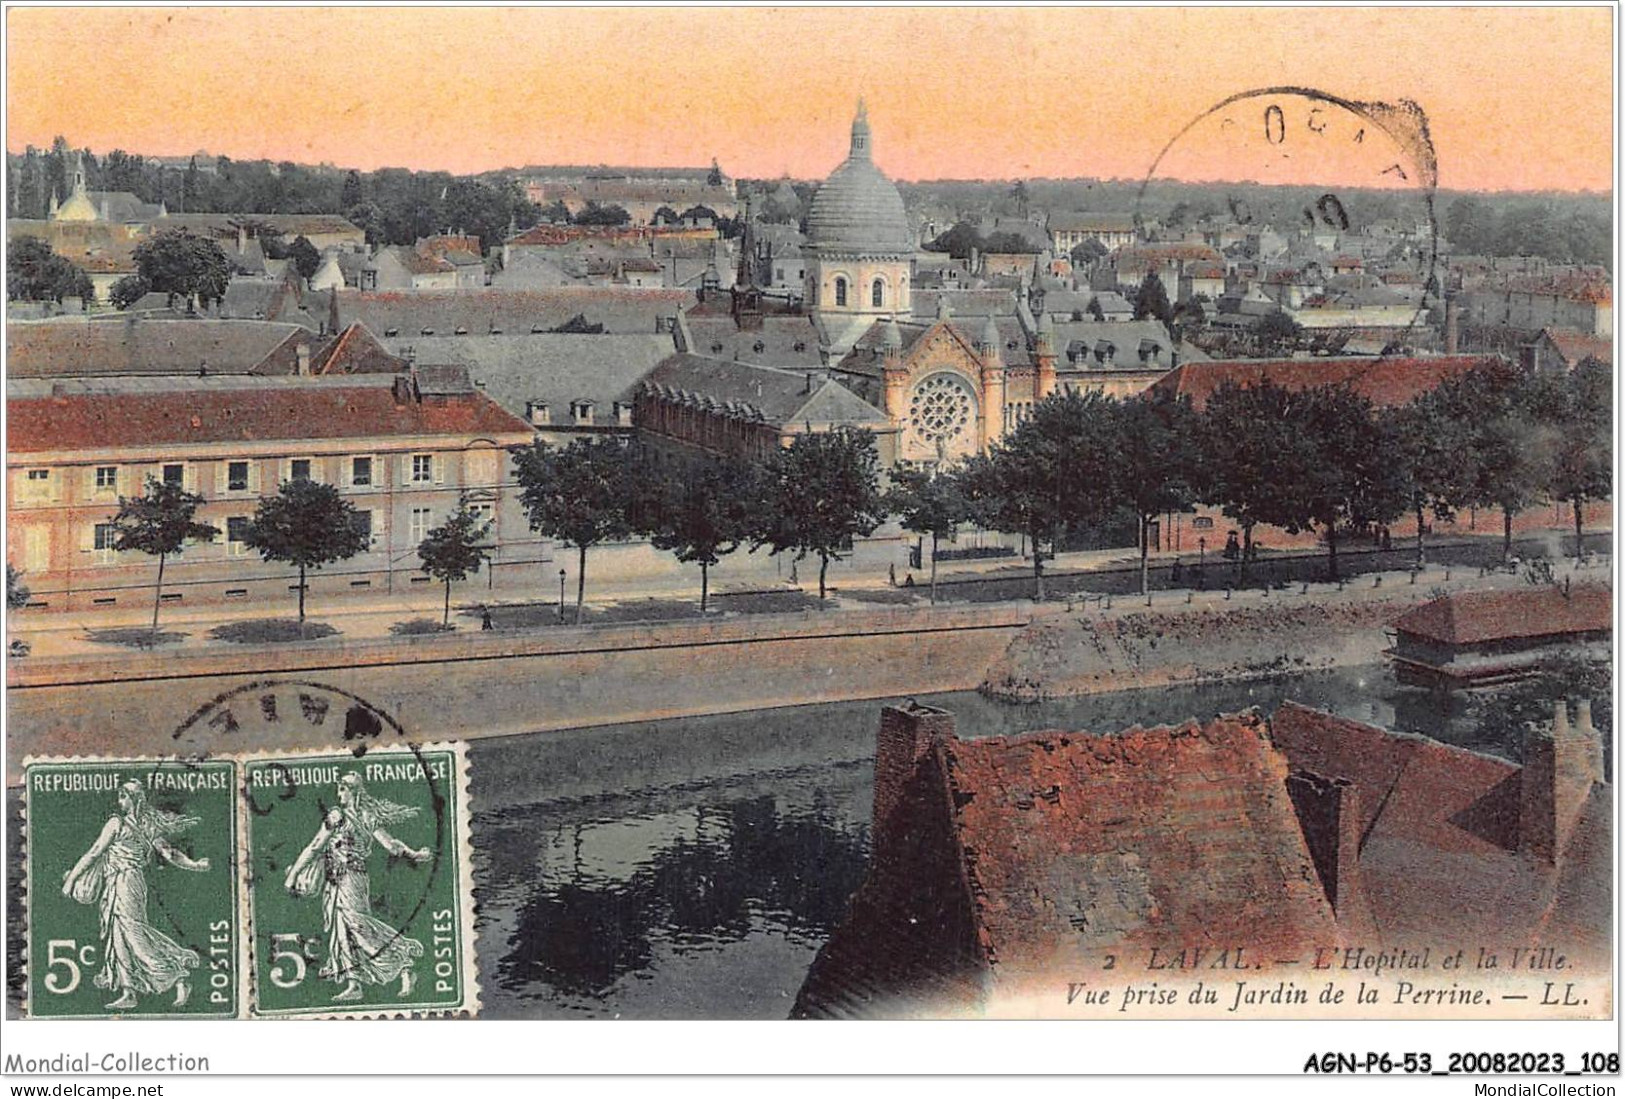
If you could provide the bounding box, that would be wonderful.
[7,238,93,303]
[981,230,1040,254]
[1115,395,1201,595]
[109,275,152,311]
[1291,385,1408,580]
[286,235,321,282]
[1197,378,1312,580]
[132,232,230,312]
[340,169,363,210]
[885,463,970,604]
[707,158,724,188]
[1537,360,1611,563]
[1430,361,1551,564]
[752,429,887,600]
[1383,392,1466,568]
[7,562,31,611]
[1009,179,1030,220]
[109,478,220,636]
[1070,238,1109,269]
[1255,309,1302,356]
[417,507,492,628]
[511,437,635,624]
[642,456,756,612]
[242,480,369,628]
[574,201,631,227]
[924,221,984,261]
[960,391,1118,600]
[1086,296,1106,322]
[536,199,572,224]
[1132,272,1173,324]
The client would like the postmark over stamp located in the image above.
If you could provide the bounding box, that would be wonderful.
[24,758,239,1019]
[242,743,476,1017]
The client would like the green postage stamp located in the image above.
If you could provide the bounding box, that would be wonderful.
[24,758,240,1019]
[22,743,476,1019]
[242,744,476,1017]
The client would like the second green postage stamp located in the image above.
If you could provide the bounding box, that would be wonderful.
[242,743,476,1017]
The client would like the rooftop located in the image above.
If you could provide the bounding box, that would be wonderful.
[8,374,532,455]
[1391,585,1612,646]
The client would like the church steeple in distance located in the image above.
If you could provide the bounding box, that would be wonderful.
[850,98,871,161]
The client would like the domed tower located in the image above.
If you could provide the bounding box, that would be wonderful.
[805,100,914,354]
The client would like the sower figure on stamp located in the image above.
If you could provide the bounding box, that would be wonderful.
[284,772,430,1003]
[61,781,210,1010]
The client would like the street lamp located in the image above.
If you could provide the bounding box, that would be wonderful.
[558,569,567,623]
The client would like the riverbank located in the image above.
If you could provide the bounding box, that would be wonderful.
[980,568,1547,702]
[5,603,1030,782]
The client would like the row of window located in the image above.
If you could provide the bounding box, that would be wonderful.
[15,453,460,503]
[827,274,907,309]
[76,503,497,566]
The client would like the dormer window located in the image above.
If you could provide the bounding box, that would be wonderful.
[753,341,765,353]
[385,328,399,337]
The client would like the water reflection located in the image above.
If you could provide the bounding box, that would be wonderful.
[473,766,871,1017]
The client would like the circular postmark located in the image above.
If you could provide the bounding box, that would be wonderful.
[1135,86,1441,358]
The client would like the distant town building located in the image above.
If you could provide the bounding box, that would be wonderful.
[7,373,538,612]
[630,353,896,465]
[1388,585,1611,688]
[1047,211,1137,254]
[803,101,915,355]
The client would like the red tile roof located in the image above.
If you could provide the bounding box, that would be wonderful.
[1390,585,1612,646]
[941,713,1337,980]
[1539,328,1614,366]
[9,381,533,454]
[1269,702,1609,954]
[1147,354,1499,411]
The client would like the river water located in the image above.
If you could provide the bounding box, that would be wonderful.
[468,661,1567,1019]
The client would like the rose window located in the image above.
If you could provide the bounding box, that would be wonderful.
[909,374,975,444]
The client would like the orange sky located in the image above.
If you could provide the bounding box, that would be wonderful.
[5,7,1614,192]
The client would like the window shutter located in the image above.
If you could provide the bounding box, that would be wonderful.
[85,467,99,498]
[79,521,94,555]
[216,460,228,497]
[400,453,412,487]
[432,453,444,486]
[182,463,196,494]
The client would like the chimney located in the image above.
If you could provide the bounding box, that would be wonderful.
[1287,772,1364,918]
[295,343,311,376]
[1520,700,1603,863]
[392,374,416,406]
[526,400,551,426]
[873,702,956,854]
[1444,295,1460,355]
[612,400,633,427]
[237,223,247,254]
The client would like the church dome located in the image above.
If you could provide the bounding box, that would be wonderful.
[806,102,914,253]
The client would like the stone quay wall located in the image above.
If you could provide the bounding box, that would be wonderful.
[7,604,1031,784]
